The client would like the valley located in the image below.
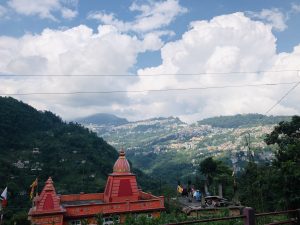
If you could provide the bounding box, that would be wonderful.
[80,114,290,183]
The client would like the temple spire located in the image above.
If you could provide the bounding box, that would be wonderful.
[104,149,139,203]
[30,177,65,214]
[113,150,131,174]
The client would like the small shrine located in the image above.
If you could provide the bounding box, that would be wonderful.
[28,151,165,225]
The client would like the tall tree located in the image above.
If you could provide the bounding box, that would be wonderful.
[199,157,233,197]
[265,116,300,209]
[199,157,217,188]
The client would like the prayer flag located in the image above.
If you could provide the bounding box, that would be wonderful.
[30,178,38,200]
[1,187,7,208]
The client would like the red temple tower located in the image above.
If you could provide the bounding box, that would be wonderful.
[104,151,139,203]
[28,151,165,225]
[28,177,65,225]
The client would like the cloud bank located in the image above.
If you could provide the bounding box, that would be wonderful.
[0,1,300,122]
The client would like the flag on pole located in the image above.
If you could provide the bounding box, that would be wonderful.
[1,187,7,208]
[30,178,38,200]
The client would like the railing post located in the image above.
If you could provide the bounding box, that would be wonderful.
[243,207,255,225]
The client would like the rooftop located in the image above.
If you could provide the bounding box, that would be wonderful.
[61,199,103,207]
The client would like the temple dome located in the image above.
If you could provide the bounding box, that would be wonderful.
[113,150,130,173]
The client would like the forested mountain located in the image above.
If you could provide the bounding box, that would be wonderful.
[76,113,128,126]
[197,114,291,128]
[0,97,156,222]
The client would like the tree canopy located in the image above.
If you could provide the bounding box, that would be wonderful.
[239,116,300,211]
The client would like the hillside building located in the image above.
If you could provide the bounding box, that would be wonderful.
[28,151,164,225]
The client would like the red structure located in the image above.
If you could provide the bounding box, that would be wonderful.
[28,151,164,225]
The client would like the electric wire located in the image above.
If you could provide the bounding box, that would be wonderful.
[0,69,299,77]
[0,81,299,96]
[265,81,300,114]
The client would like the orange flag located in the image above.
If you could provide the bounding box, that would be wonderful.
[30,178,38,200]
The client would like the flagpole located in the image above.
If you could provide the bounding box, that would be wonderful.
[36,178,39,197]
[0,201,3,225]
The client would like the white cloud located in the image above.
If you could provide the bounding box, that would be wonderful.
[247,8,287,31]
[1,12,300,122]
[126,12,300,122]
[88,0,187,33]
[61,7,77,19]
[0,24,162,119]
[7,0,78,20]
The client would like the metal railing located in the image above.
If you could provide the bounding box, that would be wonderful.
[165,215,245,225]
[256,209,299,225]
[164,208,300,225]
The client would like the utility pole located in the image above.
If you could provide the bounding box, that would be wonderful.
[244,132,254,162]
[82,160,86,190]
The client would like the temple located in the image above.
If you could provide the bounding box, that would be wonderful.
[28,151,164,225]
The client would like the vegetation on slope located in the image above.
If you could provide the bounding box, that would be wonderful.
[77,113,128,125]
[0,97,157,224]
[239,116,300,211]
[198,114,291,128]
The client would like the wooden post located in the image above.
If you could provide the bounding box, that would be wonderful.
[243,207,255,225]
[218,183,223,198]
[204,182,208,195]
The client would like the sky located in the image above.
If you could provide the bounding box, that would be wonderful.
[0,0,300,122]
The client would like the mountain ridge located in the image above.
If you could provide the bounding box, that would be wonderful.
[81,113,292,184]
[197,113,291,128]
[76,113,128,126]
[77,113,291,128]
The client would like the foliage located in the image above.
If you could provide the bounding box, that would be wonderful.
[238,162,277,212]
[0,97,157,223]
[1,211,30,225]
[199,157,217,185]
[199,157,233,197]
[198,114,291,128]
[121,211,245,225]
[239,116,300,211]
[95,213,103,225]
[80,218,89,225]
[265,116,300,209]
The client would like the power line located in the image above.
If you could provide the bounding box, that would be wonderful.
[0,69,299,77]
[265,81,300,114]
[1,81,298,96]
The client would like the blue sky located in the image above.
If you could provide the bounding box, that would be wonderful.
[1,0,300,50]
[0,0,300,121]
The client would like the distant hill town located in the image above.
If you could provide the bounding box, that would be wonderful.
[78,113,291,183]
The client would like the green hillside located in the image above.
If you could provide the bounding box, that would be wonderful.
[198,114,291,128]
[86,114,292,186]
[77,113,128,125]
[0,97,157,222]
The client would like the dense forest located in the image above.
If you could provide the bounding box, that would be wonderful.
[0,97,157,224]
[238,116,300,211]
